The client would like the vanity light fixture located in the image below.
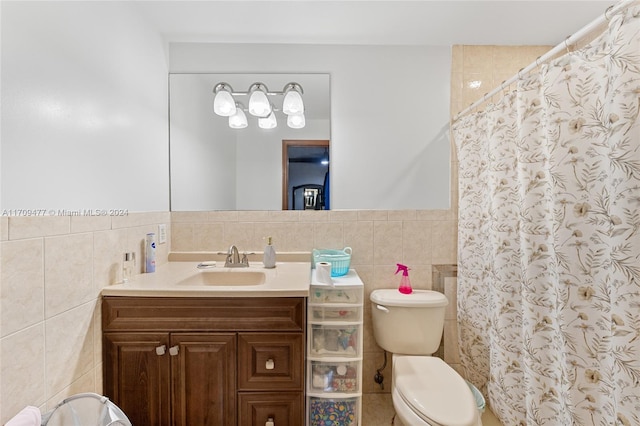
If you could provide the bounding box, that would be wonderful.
[212,82,305,129]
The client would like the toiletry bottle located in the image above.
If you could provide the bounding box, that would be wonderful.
[396,263,413,294]
[145,233,156,273]
[263,236,276,268]
[122,252,135,282]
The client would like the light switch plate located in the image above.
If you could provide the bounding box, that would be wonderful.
[158,224,167,244]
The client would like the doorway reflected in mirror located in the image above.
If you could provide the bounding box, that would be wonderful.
[282,140,330,210]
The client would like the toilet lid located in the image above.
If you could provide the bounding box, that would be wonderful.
[395,356,478,426]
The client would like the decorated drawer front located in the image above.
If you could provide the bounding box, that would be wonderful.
[309,324,360,358]
[238,333,304,391]
[308,360,360,393]
[307,396,359,426]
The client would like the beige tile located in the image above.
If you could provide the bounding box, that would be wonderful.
[193,222,225,251]
[361,393,396,425]
[1,217,8,241]
[373,221,402,265]
[44,233,95,318]
[93,228,128,288]
[9,216,70,240]
[0,324,46,424]
[344,221,374,265]
[451,45,463,73]
[431,220,458,264]
[267,210,300,222]
[358,210,388,221]
[171,222,194,251]
[222,222,254,251]
[171,211,212,223]
[313,222,344,249]
[208,210,239,222]
[45,369,95,412]
[280,222,315,252]
[388,210,416,221]
[328,210,358,222]
[463,45,495,73]
[444,276,458,320]
[237,210,271,222]
[70,216,111,233]
[444,319,461,364]
[402,221,432,265]
[1,239,45,337]
[298,210,329,222]
[45,303,95,398]
[253,223,289,252]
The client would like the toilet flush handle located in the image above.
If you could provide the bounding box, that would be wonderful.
[375,304,390,313]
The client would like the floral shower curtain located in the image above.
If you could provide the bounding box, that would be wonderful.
[452,3,640,425]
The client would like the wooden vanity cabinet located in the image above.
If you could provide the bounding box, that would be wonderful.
[102,296,306,426]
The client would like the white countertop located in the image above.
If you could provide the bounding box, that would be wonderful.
[101,261,311,298]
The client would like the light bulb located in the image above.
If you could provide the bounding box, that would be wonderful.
[258,111,277,129]
[287,112,305,129]
[228,106,247,129]
[282,83,304,115]
[213,83,236,116]
[248,83,272,117]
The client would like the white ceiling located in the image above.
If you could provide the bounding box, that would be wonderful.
[132,1,615,47]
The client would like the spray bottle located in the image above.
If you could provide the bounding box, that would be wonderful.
[396,263,413,294]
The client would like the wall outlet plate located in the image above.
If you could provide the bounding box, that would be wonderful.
[158,224,167,244]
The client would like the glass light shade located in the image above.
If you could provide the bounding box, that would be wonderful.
[228,107,248,129]
[248,84,271,117]
[213,86,236,116]
[282,85,304,115]
[258,111,277,129]
[287,112,305,129]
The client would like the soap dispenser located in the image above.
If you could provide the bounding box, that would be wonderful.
[263,236,276,268]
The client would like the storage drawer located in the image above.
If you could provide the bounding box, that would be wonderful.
[238,392,303,426]
[309,286,362,304]
[309,324,360,357]
[308,360,360,393]
[238,333,304,391]
[308,304,362,322]
[308,396,359,426]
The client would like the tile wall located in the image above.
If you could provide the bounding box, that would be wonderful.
[0,213,170,424]
[171,208,458,394]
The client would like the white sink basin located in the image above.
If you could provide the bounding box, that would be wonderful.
[178,270,266,286]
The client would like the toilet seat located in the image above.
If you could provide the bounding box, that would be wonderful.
[394,356,479,426]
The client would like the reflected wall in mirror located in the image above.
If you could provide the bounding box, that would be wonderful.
[169,73,330,211]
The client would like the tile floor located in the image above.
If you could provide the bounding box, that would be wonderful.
[361,393,502,426]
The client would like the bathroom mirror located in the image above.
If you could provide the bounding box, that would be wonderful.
[169,73,331,211]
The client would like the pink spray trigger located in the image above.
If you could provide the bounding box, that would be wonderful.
[396,263,413,294]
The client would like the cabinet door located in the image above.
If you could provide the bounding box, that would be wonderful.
[171,333,237,426]
[103,332,171,426]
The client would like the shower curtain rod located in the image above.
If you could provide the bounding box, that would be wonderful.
[453,0,636,122]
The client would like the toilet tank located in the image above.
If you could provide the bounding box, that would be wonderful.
[370,289,448,355]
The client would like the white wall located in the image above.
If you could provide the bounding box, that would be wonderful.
[1,1,170,212]
[170,43,451,210]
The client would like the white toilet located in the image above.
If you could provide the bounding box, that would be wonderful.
[370,289,482,426]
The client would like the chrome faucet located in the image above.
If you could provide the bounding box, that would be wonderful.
[224,245,249,267]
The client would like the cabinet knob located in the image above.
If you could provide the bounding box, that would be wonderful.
[169,345,179,356]
[155,345,166,356]
[265,358,275,370]
[265,417,275,426]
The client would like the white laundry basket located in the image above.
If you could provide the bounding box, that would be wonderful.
[41,392,131,426]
